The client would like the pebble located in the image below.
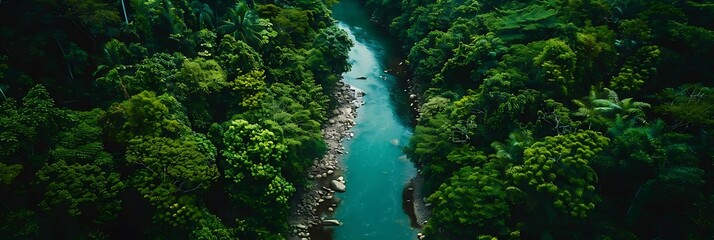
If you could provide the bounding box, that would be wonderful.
[288,81,360,230]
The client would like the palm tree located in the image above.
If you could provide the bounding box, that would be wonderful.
[218,3,262,47]
[491,129,533,163]
[573,87,650,129]
[573,87,608,129]
[190,0,214,30]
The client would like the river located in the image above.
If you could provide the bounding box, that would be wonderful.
[330,0,419,239]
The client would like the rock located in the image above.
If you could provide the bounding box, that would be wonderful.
[318,198,324,203]
[329,119,336,124]
[330,180,346,192]
[327,170,334,175]
[295,224,307,230]
[408,187,413,191]
[325,195,333,200]
[337,176,344,181]
[328,207,334,212]
[409,94,417,99]
[322,219,341,226]
[425,203,432,207]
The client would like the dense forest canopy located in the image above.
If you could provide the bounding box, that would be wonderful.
[2,0,713,239]
[0,0,352,239]
[361,0,713,239]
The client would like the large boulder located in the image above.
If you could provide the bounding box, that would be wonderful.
[330,180,346,192]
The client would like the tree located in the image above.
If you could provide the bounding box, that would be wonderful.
[491,129,534,164]
[229,70,267,110]
[190,0,214,30]
[610,45,660,92]
[217,35,263,80]
[179,58,227,94]
[0,162,22,185]
[0,85,57,160]
[440,33,507,86]
[268,7,314,47]
[655,84,713,132]
[101,91,170,142]
[533,39,577,96]
[425,166,513,239]
[507,130,609,219]
[308,26,353,83]
[220,119,294,232]
[126,135,218,227]
[572,88,650,130]
[218,2,263,47]
[36,160,124,224]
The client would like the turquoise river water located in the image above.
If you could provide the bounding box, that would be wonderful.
[330,0,419,239]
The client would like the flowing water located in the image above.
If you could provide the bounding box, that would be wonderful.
[330,0,418,239]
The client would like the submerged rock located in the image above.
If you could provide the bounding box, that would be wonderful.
[322,219,341,226]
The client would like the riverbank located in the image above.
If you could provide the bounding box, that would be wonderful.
[288,80,364,240]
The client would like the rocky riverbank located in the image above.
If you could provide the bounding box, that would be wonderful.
[287,80,364,240]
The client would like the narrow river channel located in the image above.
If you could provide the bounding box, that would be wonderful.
[330,0,419,239]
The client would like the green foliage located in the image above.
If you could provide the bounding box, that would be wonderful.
[0,162,22,185]
[610,45,660,92]
[308,26,353,84]
[533,39,577,96]
[264,5,316,47]
[366,0,714,238]
[101,91,182,143]
[230,70,268,109]
[0,209,39,239]
[1,0,347,238]
[508,130,609,218]
[572,88,650,130]
[425,166,511,239]
[219,2,264,47]
[217,35,263,79]
[0,85,57,159]
[439,33,507,86]
[190,213,236,240]
[479,3,561,42]
[179,57,228,94]
[655,84,714,131]
[126,135,218,227]
[36,160,124,222]
[221,119,294,232]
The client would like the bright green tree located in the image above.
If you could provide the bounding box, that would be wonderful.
[507,130,609,219]
[229,70,268,109]
[179,57,227,94]
[221,119,294,233]
[425,166,513,239]
[533,38,577,96]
